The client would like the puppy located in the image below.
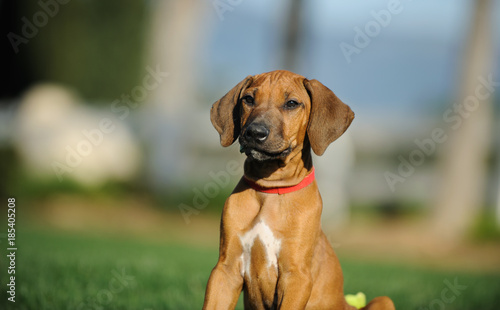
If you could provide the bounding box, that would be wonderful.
[204,70,395,310]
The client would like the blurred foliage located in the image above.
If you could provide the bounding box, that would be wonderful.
[351,201,426,222]
[0,144,141,203]
[15,176,139,202]
[156,187,233,215]
[17,0,149,101]
[0,146,20,198]
[0,140,230,213]
[470,210,500,242]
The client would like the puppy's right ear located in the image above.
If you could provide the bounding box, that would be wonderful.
[210,76,253,147]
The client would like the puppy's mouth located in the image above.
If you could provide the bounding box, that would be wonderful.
[239,144,292,161]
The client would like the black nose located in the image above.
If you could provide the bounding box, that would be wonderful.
[244,123,269,143]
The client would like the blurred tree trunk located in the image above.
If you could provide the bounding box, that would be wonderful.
[147,0,207,115]
[431,0,494,241]
[281,0,354,229]
[144,0,208,190]
[282,0,304,70]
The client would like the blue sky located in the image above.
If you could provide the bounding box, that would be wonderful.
[202,0,499,118]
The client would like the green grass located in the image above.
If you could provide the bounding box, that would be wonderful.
[1,229,499,309]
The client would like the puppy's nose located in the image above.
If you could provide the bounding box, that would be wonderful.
[244,123,269,143]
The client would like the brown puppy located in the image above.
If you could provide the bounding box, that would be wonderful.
[204,70,394,310]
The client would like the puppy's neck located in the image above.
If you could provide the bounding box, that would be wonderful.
[243,143,313,189]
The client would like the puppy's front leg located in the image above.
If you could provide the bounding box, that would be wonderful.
[275,202,320,309]
[276,257,313,308]
[203,198,245,310]
[203,257,242,310]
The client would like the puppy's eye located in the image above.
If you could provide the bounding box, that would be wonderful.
[284,100,300,110]
[242,95,254,106]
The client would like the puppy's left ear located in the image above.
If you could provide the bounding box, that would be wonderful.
[210,76,253,147]
[304,79,354,156]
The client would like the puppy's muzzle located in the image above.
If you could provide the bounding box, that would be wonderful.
[240,122,291,161]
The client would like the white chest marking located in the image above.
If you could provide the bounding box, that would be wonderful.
[239,220,281,278]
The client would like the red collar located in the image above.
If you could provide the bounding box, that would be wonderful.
[243,167,315,195]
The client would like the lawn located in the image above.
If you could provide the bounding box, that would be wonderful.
[1,228,499,309]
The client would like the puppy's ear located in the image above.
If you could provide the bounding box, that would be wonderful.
[211,76,253,146]
[304,79,354,156]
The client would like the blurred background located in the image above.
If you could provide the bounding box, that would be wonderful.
[1,0,499,309]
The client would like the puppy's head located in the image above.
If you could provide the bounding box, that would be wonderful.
[210,70,354,161]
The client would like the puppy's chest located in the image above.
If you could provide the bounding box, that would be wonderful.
[239,220,282,279]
